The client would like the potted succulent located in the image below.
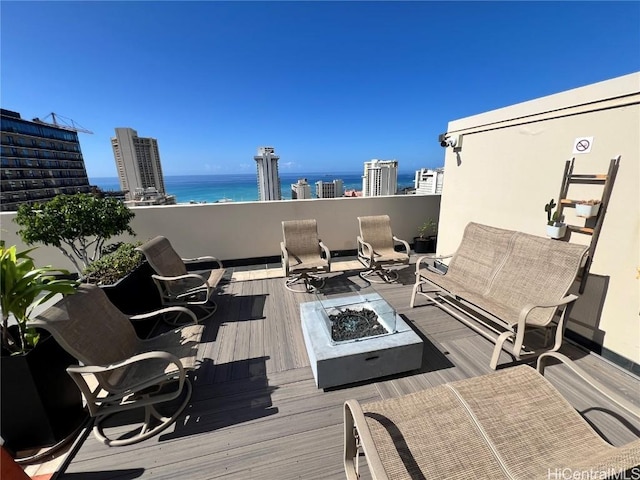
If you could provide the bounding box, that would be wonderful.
[575,199,601,218]
[0,244,86,452]
[545,198,567,239]
[413,219,437,253]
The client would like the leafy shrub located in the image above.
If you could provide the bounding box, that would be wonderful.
[83,242,144,285]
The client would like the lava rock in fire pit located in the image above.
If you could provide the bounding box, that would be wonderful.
[329,307,386,342]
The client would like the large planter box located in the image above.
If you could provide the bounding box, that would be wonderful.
[99,261,161,338]
[1,333,87,452]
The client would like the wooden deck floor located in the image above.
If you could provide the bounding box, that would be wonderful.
[57,262,640,480]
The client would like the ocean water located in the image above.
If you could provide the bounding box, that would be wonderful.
[91,172,417,204]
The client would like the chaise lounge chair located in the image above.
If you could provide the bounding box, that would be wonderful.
[344,352,640,479]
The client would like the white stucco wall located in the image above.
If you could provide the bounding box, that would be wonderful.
[437,72,640,364]
[0,194,441,268]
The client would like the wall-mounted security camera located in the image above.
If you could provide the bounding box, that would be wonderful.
[438,133,462,150]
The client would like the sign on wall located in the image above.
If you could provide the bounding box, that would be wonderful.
[572,136,594,154]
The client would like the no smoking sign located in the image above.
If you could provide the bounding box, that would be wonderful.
[572,136,593,154]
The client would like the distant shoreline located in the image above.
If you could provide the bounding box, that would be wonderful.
[90,171,419,204]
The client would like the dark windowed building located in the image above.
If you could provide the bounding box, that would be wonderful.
[1,109,91,211]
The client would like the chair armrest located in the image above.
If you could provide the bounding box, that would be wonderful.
[517,294,578,329]
[319,241,331,264]
[130,306,198,325]
[182,256,223,269]
[537,352,640,419]
[357,236,374,260]
[281,242,290,275]
[152,273,207,284]
[392,235,410,254]
[344,400,390,480]
[67,351,186,414]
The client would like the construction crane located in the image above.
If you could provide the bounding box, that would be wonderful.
[31,112,93,134]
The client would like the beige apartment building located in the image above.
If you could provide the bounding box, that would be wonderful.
[111,127,167,201]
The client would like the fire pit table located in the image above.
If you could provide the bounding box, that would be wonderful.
[300,291,423,389]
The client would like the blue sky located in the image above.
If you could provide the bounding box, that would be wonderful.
[2,1,639,178]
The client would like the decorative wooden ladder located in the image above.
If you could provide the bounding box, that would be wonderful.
[555,155,620,293]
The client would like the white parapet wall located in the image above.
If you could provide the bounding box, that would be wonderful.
[0,194,441,268]
[437,72,640,365]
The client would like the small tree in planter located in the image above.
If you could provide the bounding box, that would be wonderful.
[413,219,437,253]
[15,193,135,277]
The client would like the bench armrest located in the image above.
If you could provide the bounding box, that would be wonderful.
[517,294,578,328]
[537,352,640,419]
[415,253,454,274]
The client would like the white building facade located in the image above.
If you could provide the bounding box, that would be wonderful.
[362,159,398,197]
[291,178,311,199]
[254,146,281,201]
[414,168,445,195]
[315,179,344,198]
[111,127,167,201]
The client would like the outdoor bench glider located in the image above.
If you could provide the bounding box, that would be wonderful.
[410,222,588,369]
[344,352,640,479]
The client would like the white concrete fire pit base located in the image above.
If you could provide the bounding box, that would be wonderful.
[300,294,423,389]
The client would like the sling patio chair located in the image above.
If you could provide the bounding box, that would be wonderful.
[32,284,204,447]
[137,236,226,324]
[344,352,640,479]
[357,215,410,283]
[281,219,331,293]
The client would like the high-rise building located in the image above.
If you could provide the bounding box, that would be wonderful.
[111,128,167,202]
[254,146,281,201]
[414,168,444,195]
[315,179,344,198]
[0,109,91,211]
[362,159,398,197]
[291,178,311,200]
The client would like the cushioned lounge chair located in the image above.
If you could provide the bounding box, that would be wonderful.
[32,284,204,446]
[281,219,331,292]
[357,215,410,283]
[137,236,226,324]
[344,352,640,479]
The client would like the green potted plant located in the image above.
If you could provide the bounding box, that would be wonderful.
[575,199,601,218]
[413,219,437,253]
[545,198,566,239]
[82,242,161,336]
[0,244,86,452]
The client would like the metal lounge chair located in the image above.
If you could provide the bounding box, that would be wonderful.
[281,219,331,293]
[357,215,410,283]
[344,352,640,479]
[32,284,204,446]
[137,236,226,324]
